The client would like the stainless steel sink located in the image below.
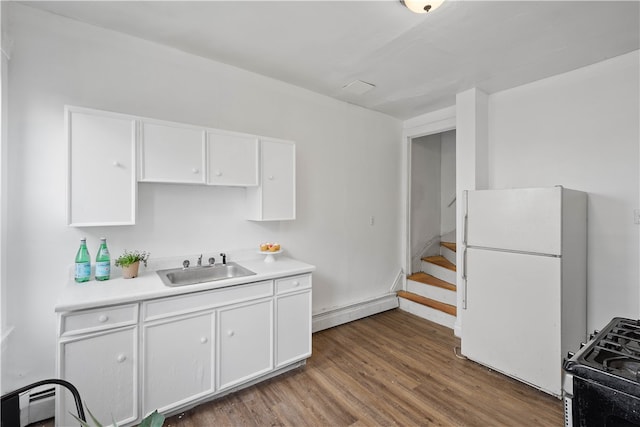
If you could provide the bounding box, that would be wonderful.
[156,262,256,287]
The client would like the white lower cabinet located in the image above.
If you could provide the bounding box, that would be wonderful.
[218,299,273,390]
[275,275,312,367]
[57,273,311,426]
[57,326,138,427]
[142,311,215,415]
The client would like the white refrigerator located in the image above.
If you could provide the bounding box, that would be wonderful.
[461,186,587,397]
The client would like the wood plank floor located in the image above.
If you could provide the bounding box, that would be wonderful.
[163,309,562,427]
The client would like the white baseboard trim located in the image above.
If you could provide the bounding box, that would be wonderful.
[312,293,399,333]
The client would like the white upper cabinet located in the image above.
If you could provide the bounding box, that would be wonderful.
[67,106,296,225]
[246,139,296,221]
[67,107,136,227]
[206,131,259,186]
[139,121,206,184]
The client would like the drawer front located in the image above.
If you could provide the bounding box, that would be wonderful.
[144,280,273,321]
[60,304,138,337]
[276,274,311,294]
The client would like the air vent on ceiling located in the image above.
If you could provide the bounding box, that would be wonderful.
[342,80,376,95]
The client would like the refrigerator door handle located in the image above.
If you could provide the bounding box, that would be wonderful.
[463,190,469,246]
[462,247,468,309]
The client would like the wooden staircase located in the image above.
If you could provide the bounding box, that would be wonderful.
[398,241,457,329]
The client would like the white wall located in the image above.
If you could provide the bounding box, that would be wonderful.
[487,51,639,331]
[0,0,9,391]
[440,130,456,236]
[2,4,402,391]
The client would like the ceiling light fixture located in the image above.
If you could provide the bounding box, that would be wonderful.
[400,0,445,14]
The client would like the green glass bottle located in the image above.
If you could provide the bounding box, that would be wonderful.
[95,237,111,281]
[74,238,91,283]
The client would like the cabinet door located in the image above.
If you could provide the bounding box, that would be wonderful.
[143,312,214,414]
[139,121,205,184]
[276,290,312,367]
[246,139,295,220]
[218,299,273,390]
[67,107,136,226]
[57,326,138,427]
[207,131,258,186]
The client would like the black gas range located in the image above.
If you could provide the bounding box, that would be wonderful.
[563,317,640,427]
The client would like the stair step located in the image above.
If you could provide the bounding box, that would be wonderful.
[440,241,457,252]
[399,298,456,329]
[407,272,456,292]
[397,291,457,316]
[439,242,456,267]
[407,276,456,305]
[422,255,456,272]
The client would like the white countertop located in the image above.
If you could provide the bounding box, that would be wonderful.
[56,254,315,313]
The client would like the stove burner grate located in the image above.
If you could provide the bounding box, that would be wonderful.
[603,356,640,381]
[581,318,640,383]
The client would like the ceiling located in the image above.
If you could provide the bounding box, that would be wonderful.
[19,0,640,120]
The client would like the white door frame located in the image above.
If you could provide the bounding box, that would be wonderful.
[400,107,456,290]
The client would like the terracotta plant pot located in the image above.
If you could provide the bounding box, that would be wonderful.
[122,261,140,279]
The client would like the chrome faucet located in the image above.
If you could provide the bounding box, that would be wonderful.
[220,253,227,265]
[197,254,203,267]
[208,257,215,266]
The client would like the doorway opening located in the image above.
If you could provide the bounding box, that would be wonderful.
[409,130,456,273]
[398,129,458,329]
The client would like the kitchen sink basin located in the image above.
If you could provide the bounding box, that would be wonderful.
[157,262,256,287]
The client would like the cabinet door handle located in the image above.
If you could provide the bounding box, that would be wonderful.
[112,161,121,167]
[192,168,200,174]
[116,354,126,363]
[200,337,208,344]
[227,330,235,337]
[267,175,274,181]
[98,315,109,323]
[215,170,222,177]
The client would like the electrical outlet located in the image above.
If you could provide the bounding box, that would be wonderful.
[635,209,640,225]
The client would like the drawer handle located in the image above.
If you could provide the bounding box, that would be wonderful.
[98,315,109,323]
[116,354,126,363]
[293,281,300,287]
[200,337,208,344]
[227,330,235,337]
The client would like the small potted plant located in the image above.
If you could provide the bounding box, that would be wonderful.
[115,249,150,279]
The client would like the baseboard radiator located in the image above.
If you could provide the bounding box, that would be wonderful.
[312,293,399,333]
[18,386,55,426]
